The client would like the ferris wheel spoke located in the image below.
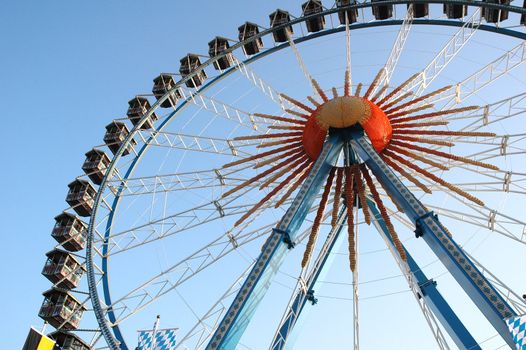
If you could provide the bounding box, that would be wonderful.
[272,209,342,350]
[404,9,482,97]
[177,86,271,131]
[285,28,318,97]
[107,203,321,328]
[106,222,273,326]
[134,129,255,157]
[368,199,453,350]
[427,40,526,108]
[175,263,254,350]
[463,251,526,315]
[231,55,288,113]
[372,4,414,98]
[100,188,289,256]
[423,199,526,246]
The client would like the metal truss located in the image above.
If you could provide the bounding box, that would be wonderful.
[178,86,260,130]
[406,8,482,97]
[97,187,291,256]
[134,129,254,157]
[429,40,526,108]
[231,56,288,113]
[374,4,414,95]
[105,223,272,326]
[175,265,254,350]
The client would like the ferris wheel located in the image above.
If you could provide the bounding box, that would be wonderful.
[37,1,526,349]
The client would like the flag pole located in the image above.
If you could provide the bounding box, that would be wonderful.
[151,315,160,350]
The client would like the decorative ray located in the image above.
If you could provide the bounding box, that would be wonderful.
[302,167,335,268]
[386,103,435,119]
[223,142,303,168]
[344,166,357,271]
[331,167,344,228]
[222,153,307,198]
[352,165,371,225]
[390,106,480,123]
[259,155,309,190]
[361,164,407,261]
[391,121,449,129]
[383,85,452,115]
[254,147,306,169]
[234,160,312,227]
[280,93,315,113]
[257,137,304,149]
[390,140,499,170]
[234,132,303,141]
[354,83,363,97]
[274,162,314,208]
[312,79,329,102]
[383,150,484,206]
[376,72,420,107]
[387,144,449,171]
[390,135,454,147]
[252,113,307,125]
[363,68,386,99]
[380,91,414,110]
[285,108,310,119]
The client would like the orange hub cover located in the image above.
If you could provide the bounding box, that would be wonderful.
[302,97,392,160]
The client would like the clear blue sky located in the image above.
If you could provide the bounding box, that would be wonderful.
[2,1,525,350]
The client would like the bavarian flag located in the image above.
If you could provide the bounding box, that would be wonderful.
[22,328,55,350]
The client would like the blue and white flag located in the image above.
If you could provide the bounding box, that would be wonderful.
[508,315,526,350]
[137,328,177,350]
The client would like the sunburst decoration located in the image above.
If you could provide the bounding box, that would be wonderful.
[222,68,498,271]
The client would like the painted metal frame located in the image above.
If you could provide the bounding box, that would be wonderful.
[348,126,517,348]
[83,2,526,348]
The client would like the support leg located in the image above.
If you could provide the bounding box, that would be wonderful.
[349,127,517,348]
[206,131,345,350]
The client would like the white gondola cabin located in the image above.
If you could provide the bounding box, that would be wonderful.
[103,121,137,156]
[39,289,86,330]
[336,0,358,24]
[42,249,85,289]
[482,0,510,23]
[238,22,263,56]
[153,74,180,108]
[66,180,96,217]
[179,54,207,88]
[372,0,393,20]
[302,0,325,33]
[82,149,110,185]
[127,97,158,129]
[269,9,293,43]
[208,37,234,70]
[50,331,90,350]
[51,213,87,252]
[443,3,467,18]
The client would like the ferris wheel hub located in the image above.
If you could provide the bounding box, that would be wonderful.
[316,95,371,129]
[302,95,392,160]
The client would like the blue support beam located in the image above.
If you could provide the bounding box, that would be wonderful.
[347,126,517,348]
[271,195,481,350]
[367,198,481,350]
[205,131,346,350]
[271,207,347,350]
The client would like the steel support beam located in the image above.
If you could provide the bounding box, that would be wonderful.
[271,207,347,350]
[205,131,345,350]
[367,198,480,350]
[347,126,517,348]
